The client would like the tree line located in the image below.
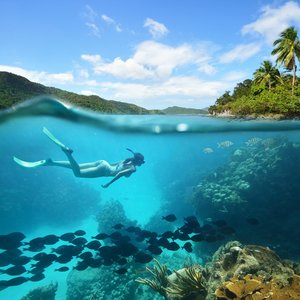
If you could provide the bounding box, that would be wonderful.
[209,26,300,117]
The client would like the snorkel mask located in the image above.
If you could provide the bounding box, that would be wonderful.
[126,148,145,165]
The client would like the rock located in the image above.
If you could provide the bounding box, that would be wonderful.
[20,282,58,300]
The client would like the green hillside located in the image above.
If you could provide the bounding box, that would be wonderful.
[0,71,150,114]
[162,105,208,115]
[0,71,209,115]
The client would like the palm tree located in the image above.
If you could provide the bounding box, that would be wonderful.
[253,60,282,90]
[271,26,300,95]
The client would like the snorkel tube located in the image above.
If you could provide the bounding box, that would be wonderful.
[126,148,135,155]
[126,148,145,165]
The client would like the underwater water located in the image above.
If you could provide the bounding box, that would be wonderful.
[0,97,300,299]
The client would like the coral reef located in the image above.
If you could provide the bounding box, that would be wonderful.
[137,259,207,300]
[96,199,137,234]
[191,137,300,260]
[166,265,207,300]
[20,282,58,300]
[66,252,184,300]
[193,137,296,210]
[215,274,300,299]
[136,241,300,300]
[136,258,169,299]
[215,274,263,299]
[66,263,138,300]
[204,241,297,298]
[72,265,169,300]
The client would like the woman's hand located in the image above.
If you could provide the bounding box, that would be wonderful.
[101,168,134,188]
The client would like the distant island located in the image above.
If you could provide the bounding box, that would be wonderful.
[0,71,208,115]
[209,26,300,119]
[160,106,208,115]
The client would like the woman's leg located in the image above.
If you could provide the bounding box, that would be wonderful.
[59,151,107,177]
[43,130,82,176]
[44,151,102,177]
[42,149,81,176]
[44,159,72,169]
[60,149,82,177]
[44,158,101,173]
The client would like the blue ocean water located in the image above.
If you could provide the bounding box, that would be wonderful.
[0,98,300,299]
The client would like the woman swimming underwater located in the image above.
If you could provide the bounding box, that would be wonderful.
[13,127,145,188]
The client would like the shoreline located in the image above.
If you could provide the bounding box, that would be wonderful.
[212,112,300,121]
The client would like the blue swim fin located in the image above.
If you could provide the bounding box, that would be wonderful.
[13,156,48,168]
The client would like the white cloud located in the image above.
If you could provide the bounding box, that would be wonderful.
[82,52,153,80]
[98,76,229,108]
[46,73,73,84]
[101,14,114,24]
[0,65,73,85]
[94,57,153,80]
[198,63,217,75]
[144,18,169,38]
[83,5,101,37]
[242,1,300,44]
[85,22,101,37]
[159,76,227,97]
[80,90,99,96]
[219,43,262,64]
[101,14,122,32]
[81,40,215,80]
[82,79,99,87]
[78,69,89,79]
[81,54,102,64]
[133,41,196,76]
[84,5,98,23]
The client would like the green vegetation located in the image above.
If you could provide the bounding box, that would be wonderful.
[161,106,208,115]
[0,71,153,114]
[272,26,300,95]
[253,60,282,90]
[209,26,300,118]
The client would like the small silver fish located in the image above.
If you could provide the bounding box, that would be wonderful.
[219,206,229,213]
[245,137,262,146]
[217,140,233,148]
[233,149,243,156]
[202,147,214,154]
[293,143,300,149]
[261,138,276,149]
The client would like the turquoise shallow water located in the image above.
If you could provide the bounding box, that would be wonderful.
[0,98,300,299]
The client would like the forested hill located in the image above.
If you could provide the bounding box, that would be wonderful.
[0,71,153,114]
[162,106,208,115]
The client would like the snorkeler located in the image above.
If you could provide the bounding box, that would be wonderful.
[13,127,145,188]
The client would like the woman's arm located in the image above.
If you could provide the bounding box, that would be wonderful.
[101,166,136,188]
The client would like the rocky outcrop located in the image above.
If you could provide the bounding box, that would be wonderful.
[20,282,58,300]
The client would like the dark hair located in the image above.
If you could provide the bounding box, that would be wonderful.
[125,148,145,165]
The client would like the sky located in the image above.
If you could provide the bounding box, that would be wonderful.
[1,0,300,109]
